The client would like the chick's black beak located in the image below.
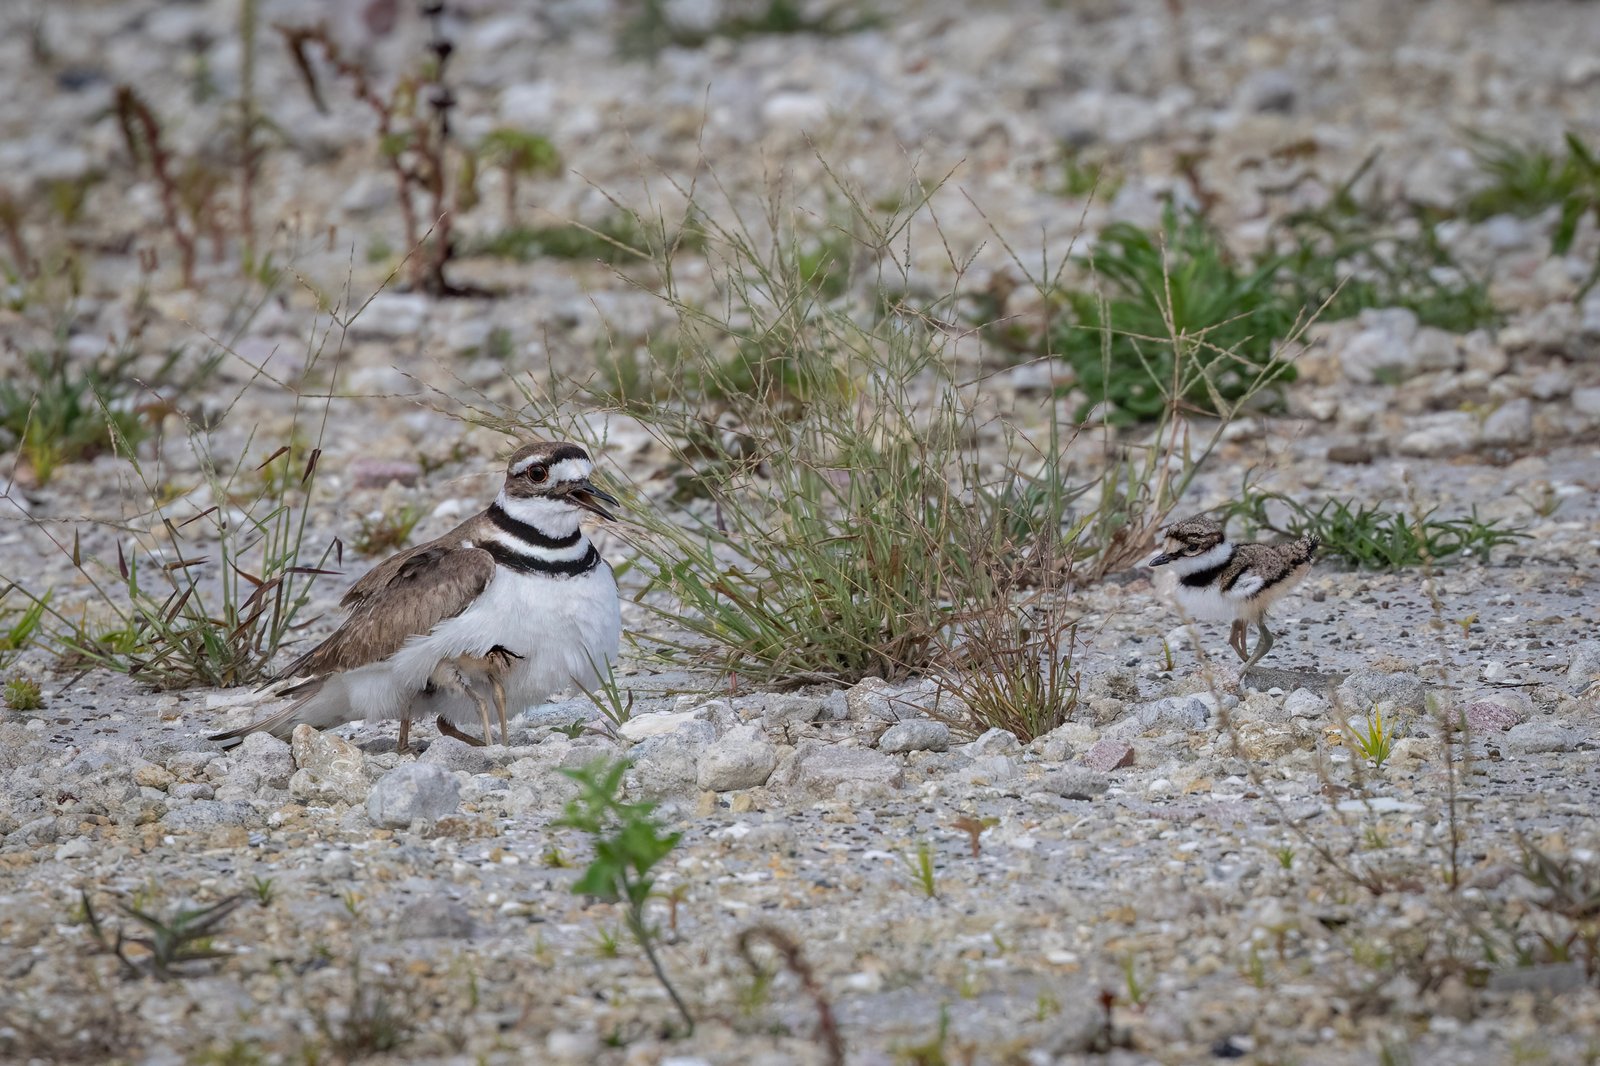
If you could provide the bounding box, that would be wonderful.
[566,479,619,521]
[1148,551,1177,568]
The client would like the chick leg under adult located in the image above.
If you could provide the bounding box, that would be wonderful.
[427,660,495,747]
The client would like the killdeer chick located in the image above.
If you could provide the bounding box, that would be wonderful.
[1148,514,1318,672]
[211,441,621,749]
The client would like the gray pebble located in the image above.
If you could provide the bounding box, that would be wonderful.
[1504,721,1579,754]
[366,763,462,828]
[878,719,950,754]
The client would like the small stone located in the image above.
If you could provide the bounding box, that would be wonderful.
[1481,398,1533,446]
[1334,796,1424,814]
[618,710,706,743]
[420,736,495,774]
[1284,689,1329,718]
[396,895,475,939]
[1326,443,1375,464]
[696,726,778,792]
[1395,412,1479,458]
[628,728,713,798]
[237,732,295,790]
[762,693,823,731]
[1037,766,1110,799]
[960,727,1022,757]
[1136,695,1211,731]
[1338,671,1427,713]
[133,763,176,790]
[773,742,904,795]
[1461,702,1520,732]
[350,458,422,489]
[351,292,430,340]
[367,763,461,827]
[54,838,94,860]
[1567,640,1600,694]
[1339,308,1419,384]
[1504,721,1578,754]
[546,1030,601,1061]
[289,726,371,806]
[1487,962,1588,995]
[1082,739,1135,772]
[877,720,950,754]
[162,801,258,831]
[1571,387,1600,421]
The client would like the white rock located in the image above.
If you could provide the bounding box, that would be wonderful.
[619,710,705,742]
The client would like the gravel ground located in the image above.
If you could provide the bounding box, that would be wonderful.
[3,1,1600,1063]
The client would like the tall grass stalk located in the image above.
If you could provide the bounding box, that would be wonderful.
[3,284,360,689]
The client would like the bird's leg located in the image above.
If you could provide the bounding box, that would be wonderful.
[397,716,411,755]
[490,674,509,746]
[1228,620,1248,661]
[486,645,522,746]
[436,715,485,747]
[427,660,492,746]
[1242,620,1275,672]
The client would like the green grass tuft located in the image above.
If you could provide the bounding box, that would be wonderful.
[1222,488,1527,570]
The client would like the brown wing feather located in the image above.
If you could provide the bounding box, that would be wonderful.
[278,543,496,680]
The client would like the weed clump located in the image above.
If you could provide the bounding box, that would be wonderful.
[3,675,43,711]
[558,757,693,1033]
[1222,488,1527,570]
[1055,205,1300,425]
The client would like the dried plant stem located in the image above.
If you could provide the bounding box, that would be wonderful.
[113,86,197,287]
[738,925,844,1066]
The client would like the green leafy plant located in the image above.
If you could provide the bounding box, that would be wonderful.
[81,889,244,981]
[1221,488,1527,570]
[557,758,692,1033]
[0,585,48,670]
[3,675,43,711]
[903,839,938,899]
[1272,154,1497,334]
[1349,705,1395,770]
[1465,131,1600,296]
[619,0,879,57]
[352,502,423,557]
[250,876,275,906]
[1054,204,1300,424]
[469,212,660,264]
[0,344,182,485]
[576,652,634,726]
[476,128,560,225]
[1056,147,1122,201]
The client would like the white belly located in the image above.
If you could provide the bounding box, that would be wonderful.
[1172,580,1243,622]
[389,563,621,722]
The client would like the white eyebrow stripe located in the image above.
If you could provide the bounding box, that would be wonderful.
[510,454,592,479]
[546,457,593,483]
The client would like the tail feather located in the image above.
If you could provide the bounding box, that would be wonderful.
[208,677,348,747]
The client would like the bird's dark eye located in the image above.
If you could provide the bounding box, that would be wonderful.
[525,465,548,484]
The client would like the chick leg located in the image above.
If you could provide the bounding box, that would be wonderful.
[1228,620,1249,661]
[1241,620,1275,672]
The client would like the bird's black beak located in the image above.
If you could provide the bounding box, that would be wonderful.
[565,479,619,521]
[1148,551,1177,568]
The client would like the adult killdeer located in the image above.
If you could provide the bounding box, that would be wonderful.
[211,441,621,749]
[1148,514,1318,671]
